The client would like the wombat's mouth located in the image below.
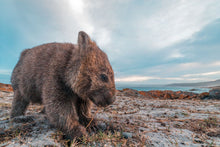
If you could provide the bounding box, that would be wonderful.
[89,92,115,107]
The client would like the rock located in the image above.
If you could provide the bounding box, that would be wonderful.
[122,88,140,97]
[0,83,13,92]
[179,94,188,99]
[122,132,132,139]
[98,122,107,130]
[191,95,198,99]
[138,91,148,97]
[189,89,198,92]
[148,90,164,98]
[171,93,178,99]
[175,91,198,99]
[120,88,201,100]
[198,92,209,99]
[176,91,183,95]
[164,93,172,99]
[209,88,220,99]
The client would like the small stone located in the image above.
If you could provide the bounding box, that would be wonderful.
[98,122,107,130]
[122,132,132,139]
[0,130,5,135]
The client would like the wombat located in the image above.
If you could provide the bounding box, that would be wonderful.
[10,31,116,139]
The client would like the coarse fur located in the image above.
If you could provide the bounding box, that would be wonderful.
[10,31,116,139]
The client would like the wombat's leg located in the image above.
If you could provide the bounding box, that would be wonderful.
[77,99,93,126]
[10,91,30,118]
[77,99,103,132]
[77,99,116,133]
[44,98,87,139]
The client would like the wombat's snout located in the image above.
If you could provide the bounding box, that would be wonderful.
[104,91,116,105]
[90,90,116,107]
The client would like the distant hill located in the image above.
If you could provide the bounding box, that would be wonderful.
[166,79,220,87]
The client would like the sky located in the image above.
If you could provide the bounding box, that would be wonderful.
[0,0,220,85]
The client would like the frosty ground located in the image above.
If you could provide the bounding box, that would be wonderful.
[0,90,220,146]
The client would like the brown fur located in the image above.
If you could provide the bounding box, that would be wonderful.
[10,31,116,139]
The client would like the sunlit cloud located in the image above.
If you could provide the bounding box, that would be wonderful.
[68,0,94,35]
[178,62,201,69]
[116,76,191,83]
[68,0,84,14]
[210,61,220,66]
[115,75,217,83]
[178,61,220,70]
[115,76,156,82]
[115,60,220,83]
[139,1,220,49]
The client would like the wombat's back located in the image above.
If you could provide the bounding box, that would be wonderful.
[11,43,76,103]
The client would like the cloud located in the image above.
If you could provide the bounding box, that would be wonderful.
[115,74,191,83]
[116,60,220,84]
[115,76,156,82]
[183,71,220,78]
[57,0,113,48]
[178,61,220,71]
[68,0,84,14]
[138,0,220,49]
[89,1,220,84]
[115,75,208,83]
[210,61,220,66]
[167,49,185,59]
[0,69,12,75]
[67,0,94,35]
[115,73,219,84]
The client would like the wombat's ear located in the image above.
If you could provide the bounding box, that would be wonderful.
[78,31,91,53]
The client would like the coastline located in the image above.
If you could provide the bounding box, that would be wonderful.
[117,85,210,94]
[0,82,219,100]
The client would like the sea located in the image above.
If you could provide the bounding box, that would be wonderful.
[116,85,210,94]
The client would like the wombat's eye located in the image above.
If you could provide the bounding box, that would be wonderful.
[100,74,109,82]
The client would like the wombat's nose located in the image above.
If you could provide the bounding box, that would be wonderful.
[104,91,115,105]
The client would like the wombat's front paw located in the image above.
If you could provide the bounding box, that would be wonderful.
[65,125,88,140]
